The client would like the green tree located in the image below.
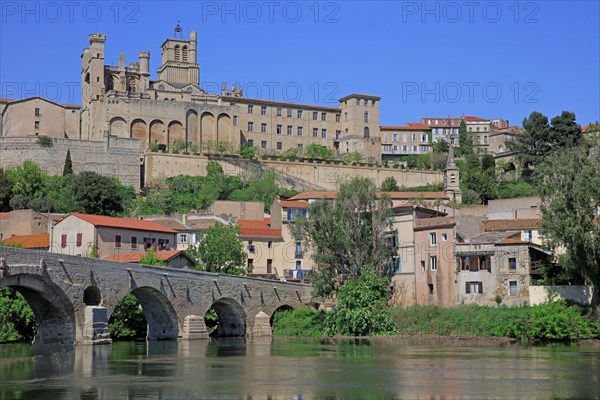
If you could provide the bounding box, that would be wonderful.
[380,176,400,192]
[510,111,581,168]
[304,144,334,160]
[138,250,167,267]
[458,120,473,157]
[327,267,397,336]
[63,149,73,176]
[5,160,47,201]
[0,288,36,343]
[108,293,147,340]
[70,171,131,216]
[432,139,449,154]
[292,177,392,298]
[186,223,247,275]
[0,169,11,212]
[537,144,600,303]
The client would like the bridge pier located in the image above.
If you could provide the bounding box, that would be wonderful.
[81,306,112,345]
[249,311,272,338]
[181,315,209,339]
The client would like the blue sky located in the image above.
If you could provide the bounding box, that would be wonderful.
[1,1,598,126]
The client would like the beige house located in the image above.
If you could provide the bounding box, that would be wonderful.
[387,205,455,306]
[0,209,64,242]
[380,124,432,160]
[1,97,80,139]
[51,213,177,258]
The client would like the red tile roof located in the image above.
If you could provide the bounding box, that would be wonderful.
[66,213,177,233]
[484,219,542,231]
[280,200,309,209]
[238,219,282,238]
[381,123,430,131]
[103,250,188,263]
[2,233,49,248]
[463,116,488,121]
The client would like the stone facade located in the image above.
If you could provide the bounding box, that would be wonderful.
[0,246,311,345]
[0,136,141,188]
[1,97,80,139]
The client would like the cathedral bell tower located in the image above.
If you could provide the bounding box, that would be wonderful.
[444,146,462,203]
[157,23,200,87]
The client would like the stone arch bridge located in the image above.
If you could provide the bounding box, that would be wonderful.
[0,247,312,346]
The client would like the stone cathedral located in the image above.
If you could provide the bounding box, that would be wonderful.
[81,26,382,157]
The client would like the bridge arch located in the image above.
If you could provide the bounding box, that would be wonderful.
[111,286,179,340]
[83,285,102,306]
[0,273,76,346]
[209,297,246,337]
[269,304,294,326]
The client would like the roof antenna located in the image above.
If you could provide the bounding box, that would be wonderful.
[174,21,183,39]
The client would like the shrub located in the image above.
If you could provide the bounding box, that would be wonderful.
[36,135,53,147]
[271,308,327,337]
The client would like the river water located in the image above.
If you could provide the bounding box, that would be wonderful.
[0,337,599,400]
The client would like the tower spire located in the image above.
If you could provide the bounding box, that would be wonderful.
[174,21,183,39]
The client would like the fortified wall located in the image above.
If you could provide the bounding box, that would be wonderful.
[0,137,141,188]
[144,153,443,191]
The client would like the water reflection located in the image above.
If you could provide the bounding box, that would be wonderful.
[0,338,598,399]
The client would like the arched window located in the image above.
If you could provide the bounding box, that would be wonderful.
[182,46,188,62]
[364,127,370,139]
[174,45,181,61]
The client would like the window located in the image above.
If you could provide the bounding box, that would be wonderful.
[344,112,348,121]
[35,121,40,130]
[297,144,303,149]
[297,126,303,136]
[143,237,152,250]
[287,125,293,135]
[297,110,303,119]
[131,236,138,249]
[313,111,318,120]
[412,146,418,153]
[248,105,253,114]
[442,233,447,241]
[364,112,369,123]
[261,140,267,149]
[268,241,272,249]
[233,115,237,126]
[509,257,517,271]
[524,230,532,242]
[321,129,327,139]
[336,114,340,122]
[261,123,267,133]
[356,99,360,105]
[403,146,408,153]
[276,141,282,150]
[321,112,327,121]
[364,127,370,139]
[313,128,318,138]
[267,259,273,274]
[336,130,341,140]
[287,109,293,118]
[261,106,267,115]
[412,134,416,142]
[385,257,401,275]
[115,235,122,248]
[509,281,518,296]
[34,108,40,116]
[247,139,254,147]
[422,134,428,142]
[277,124,282,135]
[248,122,254,132]
[180,234,187,243]
[277,107,282,116]
[429,232,437,246]
[61,234,67,248]
[76,233,82,247]
[428,284,434,294]
[287,208,307,221]
[421,261,426,272]
[403,134,407,142]
[247,259,253,271]
[465,281,483,294]
[295,242,303,258]
[430,256,437,271]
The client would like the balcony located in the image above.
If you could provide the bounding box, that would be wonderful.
[295,250,303,259]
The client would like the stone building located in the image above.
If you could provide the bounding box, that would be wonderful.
[80,30,381,159]
[1,97,80,139]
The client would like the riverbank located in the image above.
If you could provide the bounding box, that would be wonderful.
[272,301,600,343]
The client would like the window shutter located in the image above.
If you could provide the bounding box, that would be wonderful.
[61,234,67,248]
[465,282,470,294]
[479,282,483,294]
[76,233,82,247]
